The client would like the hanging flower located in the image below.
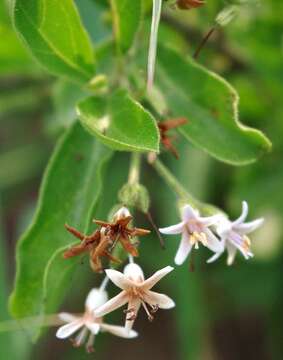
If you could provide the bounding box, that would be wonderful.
[207,201,264,265]
[95,263,175,330]
[56,288,137,353]
[159,204,223,265]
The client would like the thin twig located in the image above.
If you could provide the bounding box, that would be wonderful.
[146,211,165,249]
[193,27,216,59]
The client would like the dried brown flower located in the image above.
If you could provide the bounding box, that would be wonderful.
[63,207,150,272]
[158,117,187,158]
[176,0,205,10]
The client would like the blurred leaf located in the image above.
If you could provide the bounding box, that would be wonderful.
[0,202,31,359]
[49,80,88,132]
[0,24,34,75]
[9,122,112,338]
[13,0,95,83]
[75,0,111,44]
[0,144,48,189]
[77,89,160,152]
[153,46,271,165]
[110,0,142,53]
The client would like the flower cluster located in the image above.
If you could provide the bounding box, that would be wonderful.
[159,201,264,266]
[55,1,264,353]
[56,201,263,352]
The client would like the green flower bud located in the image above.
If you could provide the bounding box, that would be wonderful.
[118,183,150,213]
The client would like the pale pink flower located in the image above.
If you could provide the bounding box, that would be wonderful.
[207,201,264,265]
[56,288,137,352]
[95,263,175,330]
[159,204,223,265]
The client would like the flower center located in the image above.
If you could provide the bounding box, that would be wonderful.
[126,287,159,322]
[185,222,208,248]
[230,231,251,253]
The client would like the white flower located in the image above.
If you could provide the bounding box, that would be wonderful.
[159,204,223,265]
[56,288,137,352]
[207,201,264,266]
[95,263,175,330]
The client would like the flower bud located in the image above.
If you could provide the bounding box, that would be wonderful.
[118,183,150,213]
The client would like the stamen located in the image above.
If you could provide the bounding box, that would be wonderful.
[141,301,154,322]
[86,333,95,353]
[150,304,159,314]
[73,327,87,347]
[242,235,251,252]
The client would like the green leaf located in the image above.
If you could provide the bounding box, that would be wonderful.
[77,90,160,152]
[110,0,142,53]
[9,122,112,335]
[154,46,271,165]
[13,0,95,83]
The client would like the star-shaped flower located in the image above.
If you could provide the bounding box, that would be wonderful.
[207,201,264,265]
[56,288,137,353]
[95,263,175,330]
[63,207,150,272]
[159,204,223,265]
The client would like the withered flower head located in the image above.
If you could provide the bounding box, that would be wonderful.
[158,117,187,158]
[94,206,150,258]
[63,207,150,272]
[176,0,205,10]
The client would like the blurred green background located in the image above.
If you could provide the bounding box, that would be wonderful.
[0,0,282,359]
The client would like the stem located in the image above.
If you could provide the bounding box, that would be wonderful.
[193,27,216,59]
[128,254,134,264]
[147,0,162,91]
[150,158,199,206]
[128,153,141,185]
[150,159,223,216]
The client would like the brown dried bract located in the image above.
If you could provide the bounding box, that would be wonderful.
[176,0,205,10]
[158,117,187,158]
[63,208,150,272]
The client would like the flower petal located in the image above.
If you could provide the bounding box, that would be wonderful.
[226,242,237,266]
[174,231,192,265]
[182,204,198,221]
[204,229,224,253]
[105,269,134,290]
[142,266,174,290]
[198,214,222,227]
[206,251,223,264]
[85,288,108,312]
[123,263,144,283]
[94,291,128,318]
[58,312,80,323]
[144,290,175,309]
[159,221,184,235]
[100,323,138,338]
[233,201,248,226]
[125,297,141,331]
[86,322,100,335]
[234,218,264,234]
[56,320,84,339]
